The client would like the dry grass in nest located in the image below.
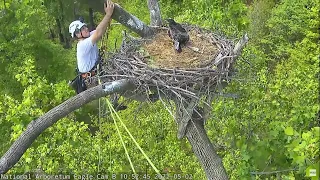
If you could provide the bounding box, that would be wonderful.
[143,29,219,68]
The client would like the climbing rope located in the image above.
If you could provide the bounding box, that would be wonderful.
[96,30,107,172]
[97,56,103,173]
[106,98,137,178]
[105,99,165,180]
[97,61,138,177]
[97,25,135,174]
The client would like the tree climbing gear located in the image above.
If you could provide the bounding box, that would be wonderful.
[68,75,87,94]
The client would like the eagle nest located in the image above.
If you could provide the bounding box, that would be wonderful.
[98,25,236,105]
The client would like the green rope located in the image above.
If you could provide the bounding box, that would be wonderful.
[97,61,103,173]
[98,98,102,172]
[105,99,165,180]
[106,98,137,178]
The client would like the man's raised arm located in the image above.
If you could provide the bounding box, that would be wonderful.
[90,0,114,44]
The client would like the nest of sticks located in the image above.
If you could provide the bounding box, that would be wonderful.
[99,25,235,106]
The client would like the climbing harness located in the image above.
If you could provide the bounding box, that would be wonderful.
[68,74,87,94]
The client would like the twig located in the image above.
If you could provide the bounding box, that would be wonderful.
[250,168,298,175]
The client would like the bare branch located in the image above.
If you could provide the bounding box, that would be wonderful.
[233,33,249,55]
[250,168,298,175]
[147,0,162,26]
[0,80,134,174]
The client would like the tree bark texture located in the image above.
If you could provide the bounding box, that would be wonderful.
[79,0,155,37]
[147,0,162,26]
[174,97,229,180]
[57,0,70,48]
[89,8,96,31]
[0,80,134,174]
[186,114,229,180]
[55,18,65,43]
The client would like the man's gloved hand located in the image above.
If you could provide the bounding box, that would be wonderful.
[104,0,115,17]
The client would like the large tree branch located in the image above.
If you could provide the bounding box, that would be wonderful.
[186,115,229,180]
[0,79,134,174]
[147,0,162,26]
[111,4,155,37]
[79,0,155,37]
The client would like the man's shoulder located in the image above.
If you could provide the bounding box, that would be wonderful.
[78,38,91,45]
[77,38,94,50]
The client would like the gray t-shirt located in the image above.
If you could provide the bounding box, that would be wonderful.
[77,31,99,73]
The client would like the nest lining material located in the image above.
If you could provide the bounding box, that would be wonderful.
[99,25,235,102]
[143,29,219,68]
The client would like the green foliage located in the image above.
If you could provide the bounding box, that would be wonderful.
[0,1,75,99]
[113,101,206,179]
[260,0,319,60]
[159,0,249,36]
[248,0,276,42]
[207,0,320,179]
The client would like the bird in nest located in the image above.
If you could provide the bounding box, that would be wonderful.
[166,18,190,53]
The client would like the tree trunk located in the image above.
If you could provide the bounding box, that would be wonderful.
[186,112,228,180]
[0,80,134,174]
[57,0,70,48]
[73,1,79,20]
[49,28,55,39]
[55,18,64,43]
[147,0,162,26]
[174,98,229,180]
[89,8,96,31]
[173,34,248,179]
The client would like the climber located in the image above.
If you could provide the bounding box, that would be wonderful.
[68,0,158,106]
[69,0,114,78]
[68,0,128,110]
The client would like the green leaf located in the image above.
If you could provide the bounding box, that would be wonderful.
[242,154,250,161]
[302,132,311,140]
[25,157,32,163]
[285,127,294,136]
[313,127,320,137]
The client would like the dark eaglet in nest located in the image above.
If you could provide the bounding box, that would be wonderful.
[166,18,190,53]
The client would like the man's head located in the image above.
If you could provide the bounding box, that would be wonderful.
[69,20,90,39]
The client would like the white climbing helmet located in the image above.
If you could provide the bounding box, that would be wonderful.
[69,20,86,38]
